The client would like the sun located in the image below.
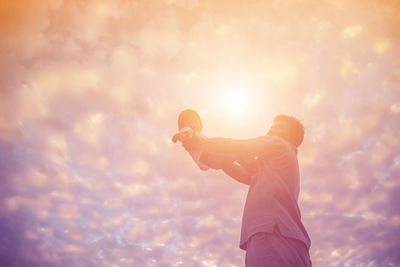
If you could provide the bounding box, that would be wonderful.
[217,82,251,120]
[225,91,248,116]
[204,73,262,135]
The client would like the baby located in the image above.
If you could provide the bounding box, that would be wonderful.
[172,109,209,171]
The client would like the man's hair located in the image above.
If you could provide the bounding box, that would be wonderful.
[178,109,202,132]
[273,114,304,147]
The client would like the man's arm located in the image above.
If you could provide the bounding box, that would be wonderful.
[198,151,252,185]
[198,150,235,170]
[221,162,252,185]
[184,133,276,161]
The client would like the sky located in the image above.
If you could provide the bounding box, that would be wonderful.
[0,0,399,266]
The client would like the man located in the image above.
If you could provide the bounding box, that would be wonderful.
[181,114,312,267]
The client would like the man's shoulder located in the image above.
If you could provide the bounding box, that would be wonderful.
[257,135,298,156]
[255,135,285,145]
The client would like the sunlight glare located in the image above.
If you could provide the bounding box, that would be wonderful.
[218,83,251,120]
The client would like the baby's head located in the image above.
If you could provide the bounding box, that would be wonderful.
[178,109,202,132]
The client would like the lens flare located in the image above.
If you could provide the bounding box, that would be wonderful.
[225,90,248,117]
[214,79,254,122]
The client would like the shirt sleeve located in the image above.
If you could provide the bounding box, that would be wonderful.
[189,150,210,170]
[198,151,236,170]
[200,135,284,161]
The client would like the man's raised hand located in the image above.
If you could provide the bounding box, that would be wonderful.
[182,131,203,152]
[171,127,193,143]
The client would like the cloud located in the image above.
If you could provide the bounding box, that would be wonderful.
[0,0,399,266]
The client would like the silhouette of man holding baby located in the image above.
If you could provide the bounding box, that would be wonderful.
[172,109,312,267]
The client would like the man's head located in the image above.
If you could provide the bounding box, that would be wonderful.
[267,114,304,147]
[178,109,203,132]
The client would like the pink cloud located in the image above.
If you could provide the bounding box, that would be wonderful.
[0,0,399,266]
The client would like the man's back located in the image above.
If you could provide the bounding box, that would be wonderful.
[239,135,311,251]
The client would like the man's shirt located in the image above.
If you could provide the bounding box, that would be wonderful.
[189,148,209,171]
[198,134,311,250]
